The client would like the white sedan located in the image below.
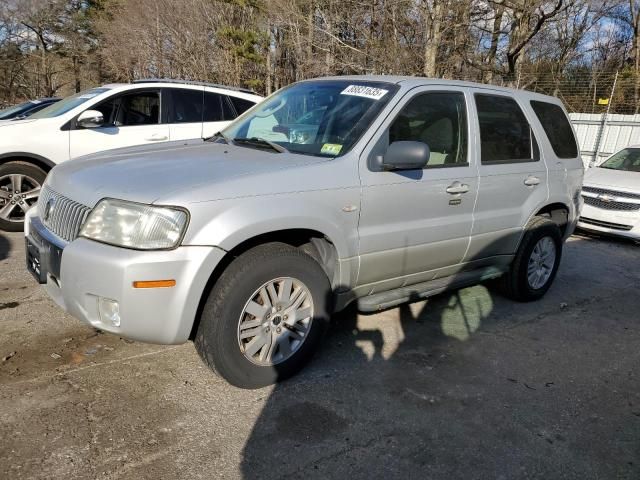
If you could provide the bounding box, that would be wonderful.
[578,146,640,241]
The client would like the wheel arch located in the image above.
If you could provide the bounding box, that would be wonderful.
[0,152,55,173]
[534,202,570,237]
[188,228,340,340]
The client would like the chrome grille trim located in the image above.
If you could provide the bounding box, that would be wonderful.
[37,185,92,243]
[582,186,640,200]
[583,195,640,211]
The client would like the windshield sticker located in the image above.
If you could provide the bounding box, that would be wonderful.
[340,85,388,100]
[78,93,99,99]
[321,143,342,155]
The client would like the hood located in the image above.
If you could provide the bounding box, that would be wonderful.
[47,140,329,207]
[583,166,640,193]
[0,118,38,128]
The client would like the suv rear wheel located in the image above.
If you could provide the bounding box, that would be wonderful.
[195,242,331,389]
[0,162,46,232]
[499,216,562,301]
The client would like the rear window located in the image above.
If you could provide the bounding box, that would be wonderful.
[530,101,578,158]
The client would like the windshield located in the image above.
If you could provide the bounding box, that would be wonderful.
[599,148,640,172]
[0,102,34,120]
[221,80,398,157]
[29,88,111,119]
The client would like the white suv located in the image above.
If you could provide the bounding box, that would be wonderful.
[0,80,262,231]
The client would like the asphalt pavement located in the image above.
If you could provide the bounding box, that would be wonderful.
[1,230,639,479]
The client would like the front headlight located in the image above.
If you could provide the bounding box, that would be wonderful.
[79,198,188,250]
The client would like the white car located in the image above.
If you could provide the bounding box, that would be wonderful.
[578,146,640,241]
[0,80,262,231]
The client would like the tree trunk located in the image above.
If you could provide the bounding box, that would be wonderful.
[423,1,444,77]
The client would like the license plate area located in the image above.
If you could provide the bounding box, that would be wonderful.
[26,237,47,284]
[25,226,64,285]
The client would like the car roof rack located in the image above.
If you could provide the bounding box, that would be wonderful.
[133,78,256,95]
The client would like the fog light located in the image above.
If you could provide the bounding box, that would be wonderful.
[98,297,120,327]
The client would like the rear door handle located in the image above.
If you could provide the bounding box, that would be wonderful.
[146,134,168,141]
[446,182,470,194]
[524,176,541,186]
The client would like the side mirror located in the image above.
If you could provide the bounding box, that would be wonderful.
[382,141,430,170]
[77,109,105,129]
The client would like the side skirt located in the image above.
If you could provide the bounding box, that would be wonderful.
[353,265,508,313]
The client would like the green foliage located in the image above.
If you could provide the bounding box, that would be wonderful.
[218,26,268,64]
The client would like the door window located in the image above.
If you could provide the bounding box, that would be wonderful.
[116,91,160,126]
[475,94,537,164]
[388,91,468,167]
[204,92,235,122]
[168,89,203,123]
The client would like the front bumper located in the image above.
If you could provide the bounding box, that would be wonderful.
[26,215,225,344]
[577,203,640,240]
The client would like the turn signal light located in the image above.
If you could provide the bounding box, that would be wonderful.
[132,279,176,289]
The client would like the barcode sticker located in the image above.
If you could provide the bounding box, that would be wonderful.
[340,85,388,100]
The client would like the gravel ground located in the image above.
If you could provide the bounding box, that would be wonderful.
[0,230,639,479]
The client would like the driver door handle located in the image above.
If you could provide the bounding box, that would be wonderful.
[146,134,168,141]
[524,176,541,186]
[446,182,470,194]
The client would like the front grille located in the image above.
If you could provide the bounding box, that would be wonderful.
[583,195,640,211]
[579,216,633,231]
[582,185,640,200]
[37,185,91,242]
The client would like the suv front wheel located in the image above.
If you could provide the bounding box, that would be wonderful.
[500,216,563,302]
[195,242,331,389]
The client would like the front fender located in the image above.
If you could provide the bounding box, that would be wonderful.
[183,189,361,283]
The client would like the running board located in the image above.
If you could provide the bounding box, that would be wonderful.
[356,267,506,313]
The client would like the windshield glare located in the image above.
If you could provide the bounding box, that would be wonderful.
[600,148,640,172]
[222,80,398,157]
[29,88,111,119]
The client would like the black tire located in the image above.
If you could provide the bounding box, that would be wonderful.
[194,242,332,389]
[0,161,47,232]
[499,216,563,302]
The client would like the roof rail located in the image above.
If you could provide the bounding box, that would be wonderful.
[132,78,256,94]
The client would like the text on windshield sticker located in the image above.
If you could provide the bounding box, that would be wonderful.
[340,85,388,100]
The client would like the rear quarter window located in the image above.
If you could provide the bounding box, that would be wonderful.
[530,100,578,159]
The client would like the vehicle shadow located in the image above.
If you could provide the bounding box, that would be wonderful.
[237,233,640,479]
[0,232,11,262]
[238,282,501,479]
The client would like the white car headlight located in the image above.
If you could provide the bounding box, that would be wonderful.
[79,198,188,250]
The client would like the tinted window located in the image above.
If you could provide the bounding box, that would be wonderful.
[92,96,119,124]
[117,91,160,126]
[168,89,203,123]
[389,92,468,167]
[204,92,235,122]
[530,100,578,158]
[475,94,534,164]
[230,96,256,115]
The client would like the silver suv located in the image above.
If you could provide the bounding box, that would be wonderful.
[25,76,584,388]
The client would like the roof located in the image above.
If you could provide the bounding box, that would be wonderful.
[306,75,560,102]
[133,78,256,95]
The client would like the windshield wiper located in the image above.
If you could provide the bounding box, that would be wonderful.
[203,131,232,143]
[233,137,289,153]
[203,131,228,143]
